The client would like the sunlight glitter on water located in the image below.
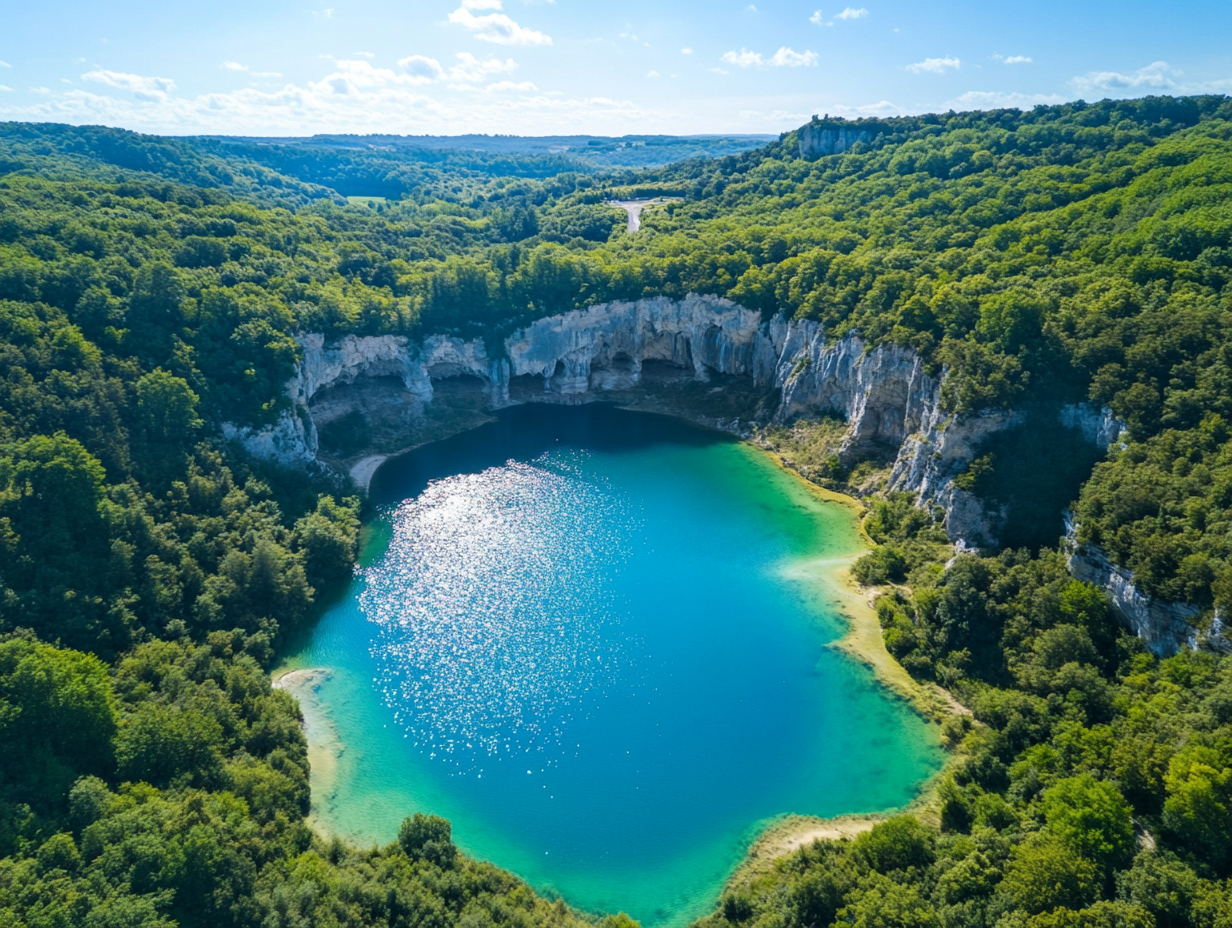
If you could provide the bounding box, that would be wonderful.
[360,453,641,774]
[284,405,944,927]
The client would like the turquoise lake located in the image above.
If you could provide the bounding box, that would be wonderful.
[278,404,943,927]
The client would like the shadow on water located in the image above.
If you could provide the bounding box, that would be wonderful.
[368,403,732,508]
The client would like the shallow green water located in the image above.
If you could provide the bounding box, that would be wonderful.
[280,405,942,927]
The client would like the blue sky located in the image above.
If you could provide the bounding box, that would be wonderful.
[1,0,1230,137]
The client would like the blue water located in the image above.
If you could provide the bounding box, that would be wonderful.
[280,405,942,926]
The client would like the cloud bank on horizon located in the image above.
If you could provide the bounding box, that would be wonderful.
[1,0,1230,137]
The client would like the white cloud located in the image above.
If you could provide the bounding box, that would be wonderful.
[722,47,817,68]
[1003,55,1032,65]
[905,56,960,74]
[647,70,660,78]
[0,73,654,137]
[0,61,11,69]
[398,55,448,83]
[486,80,536,92]
[396,52,516,86]
[224,61,281,78]
[82,70,176,98]
[354,51,375,59]
[448,0,552,46]
[30,87,51,94]
[722,49,764,67]
[771,47,817,66]
[738,107,807,123]
[813,100,905,117]
[848,100,900,115]
[681,47,693,55]
[948,90,1067,110]
[0,86,11,92]
[449,51,516,82]
[812,8,866,25]
[1072,60,1176,94]
[710,67,729,74]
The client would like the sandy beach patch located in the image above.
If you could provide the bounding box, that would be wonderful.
[274,668,344,831]
[755,814,880,858]
[351,454,388,493]
[754,446,963,724]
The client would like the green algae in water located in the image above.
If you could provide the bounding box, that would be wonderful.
[279,405,943,927]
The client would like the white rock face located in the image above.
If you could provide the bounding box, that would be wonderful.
[1059,403,1127,448]
[237,298,1016,529]
[765,322,1022,544]
[290,332,502,407]
[505,294,766,394]
[1064,515,1201,656]
[221,409,319,468]
[798,124,878,158]
[774,325,938,453]
[223,294,1213,653]
[888,404,1025,548]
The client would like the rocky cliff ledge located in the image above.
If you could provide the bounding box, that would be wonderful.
[224,293,1207,654]
[228,295,988,520]
[1065,515,1228,656]
[797,124,880,159]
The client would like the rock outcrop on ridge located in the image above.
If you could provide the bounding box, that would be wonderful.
[225,293,1213,654]
[1065,514,1228,656]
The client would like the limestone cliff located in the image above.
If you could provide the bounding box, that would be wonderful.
[1064,515,1214,656]
[764,319,1034,545]
[798,123,880,159]
[1053,403,1222,657]
[225,296,1004,522]
[1059,402,1126,449]
[504,294,766,394]
[289,332,504,407]
[220,293,1209,654]
[888,405,1025,548]
[222,409,319,468]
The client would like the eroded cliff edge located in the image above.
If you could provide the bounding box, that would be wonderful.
[224,293,1218,655]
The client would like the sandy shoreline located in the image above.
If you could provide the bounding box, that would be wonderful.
[713,446,965,886]
[350,454,389,493]
[274,667,344,833]
[756,447,955,719]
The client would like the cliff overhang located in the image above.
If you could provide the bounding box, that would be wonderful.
[224,293,1215,655]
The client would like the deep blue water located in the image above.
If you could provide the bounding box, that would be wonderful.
[280,405,943,926]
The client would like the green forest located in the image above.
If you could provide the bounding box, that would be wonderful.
[2,93,1232,927]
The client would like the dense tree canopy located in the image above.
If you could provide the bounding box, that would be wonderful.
[2,96,1232,928]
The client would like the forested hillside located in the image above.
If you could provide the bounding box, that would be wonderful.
[2,95,1232,928]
